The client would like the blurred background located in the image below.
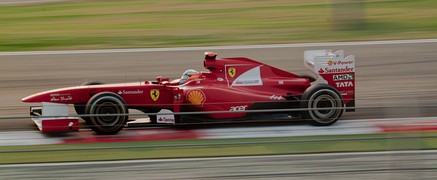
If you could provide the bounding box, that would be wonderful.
[0,0,436,51]
[1,0,437,179]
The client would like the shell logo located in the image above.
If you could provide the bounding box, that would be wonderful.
[187,90,206,106]
[327,60,333,66]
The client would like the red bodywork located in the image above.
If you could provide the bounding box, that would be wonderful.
[23,55,312,119]
[22,51,355,133]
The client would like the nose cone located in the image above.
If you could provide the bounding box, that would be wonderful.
[22,86,88,104]
[22,92,48,103]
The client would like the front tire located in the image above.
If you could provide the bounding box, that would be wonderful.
[300,84,343,126]
[85,93,128,135]
[74,104,91,124]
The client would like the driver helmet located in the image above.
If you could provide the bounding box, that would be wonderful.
[180,69,199,84]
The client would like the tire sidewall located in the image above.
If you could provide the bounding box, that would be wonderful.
[301,84,343,125]
[85,92,128,135]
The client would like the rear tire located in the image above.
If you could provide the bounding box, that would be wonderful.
[85,93,128,135]
[300,84,343,126]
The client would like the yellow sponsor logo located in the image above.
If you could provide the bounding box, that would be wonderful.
[187,90,206,106]
[228,67,236,78]
[150,89,160,101]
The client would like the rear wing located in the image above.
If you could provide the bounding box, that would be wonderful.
[304,50,355,111]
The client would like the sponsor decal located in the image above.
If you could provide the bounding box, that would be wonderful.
[157,109,175,124]
[318,68,325,74]
[230,66,263,87]
[118,90,144,95]
[50,93,73,102]
[235,80,260,85]
[187,90,206,106]
[269,95,284,100]
[228,67,236,78]
[150,89,160,101]
[336,81,354,88]
[217,77,224,81]
[333,74,354,81]
[330,60,354,66]
[158,116,175,123]
[319,66,354,74]
[229,105,248,112]
[339,90,355,96]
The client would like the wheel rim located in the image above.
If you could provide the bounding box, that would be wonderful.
[313,94,336,119]
[94,102,121,126]
[308,89,342,124]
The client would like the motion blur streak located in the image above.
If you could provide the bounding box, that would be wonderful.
[1,40,437,130]
[0,39,437,56]
[1,151,437,179]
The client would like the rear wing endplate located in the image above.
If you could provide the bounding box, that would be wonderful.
[304,50,355,111]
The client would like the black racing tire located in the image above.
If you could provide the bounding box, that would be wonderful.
[300,84,343,126]
[85,92,128,135]
[74,104,91,124]
[75,81,104,124]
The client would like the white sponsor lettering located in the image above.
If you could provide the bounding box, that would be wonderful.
[339,90,355,96]
[333,74,354,81]
[50,93,73,102]
[235,80,260,85]
[269,95,284,100]
[332,60,354,66]
[323,66,354,74]
[336,81,354,87]
[118,90,143,95]
[229,105,248,112]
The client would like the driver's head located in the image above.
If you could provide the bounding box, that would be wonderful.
[180,69,199,84]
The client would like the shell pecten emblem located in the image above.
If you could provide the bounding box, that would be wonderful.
[150,89,160,101]
[228,67,236,78]
[187,90,206,106]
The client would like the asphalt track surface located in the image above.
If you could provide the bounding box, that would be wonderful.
[1,39,437,131]
[1,150,437,179]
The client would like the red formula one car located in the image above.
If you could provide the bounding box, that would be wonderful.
[22,50,355,135]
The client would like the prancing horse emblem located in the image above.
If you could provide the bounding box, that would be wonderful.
[150,89,160,101]
[228,67,236,78]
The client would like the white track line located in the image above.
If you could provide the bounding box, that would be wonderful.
[1,39,437,56]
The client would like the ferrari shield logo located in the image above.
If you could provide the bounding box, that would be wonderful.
[228,67,236,78]
[150,89,160,101]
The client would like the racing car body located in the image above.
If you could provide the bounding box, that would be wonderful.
[22,50,355,134]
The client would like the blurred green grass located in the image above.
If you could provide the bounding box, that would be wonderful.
[0,0,437,51]
[0,132,436,164]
